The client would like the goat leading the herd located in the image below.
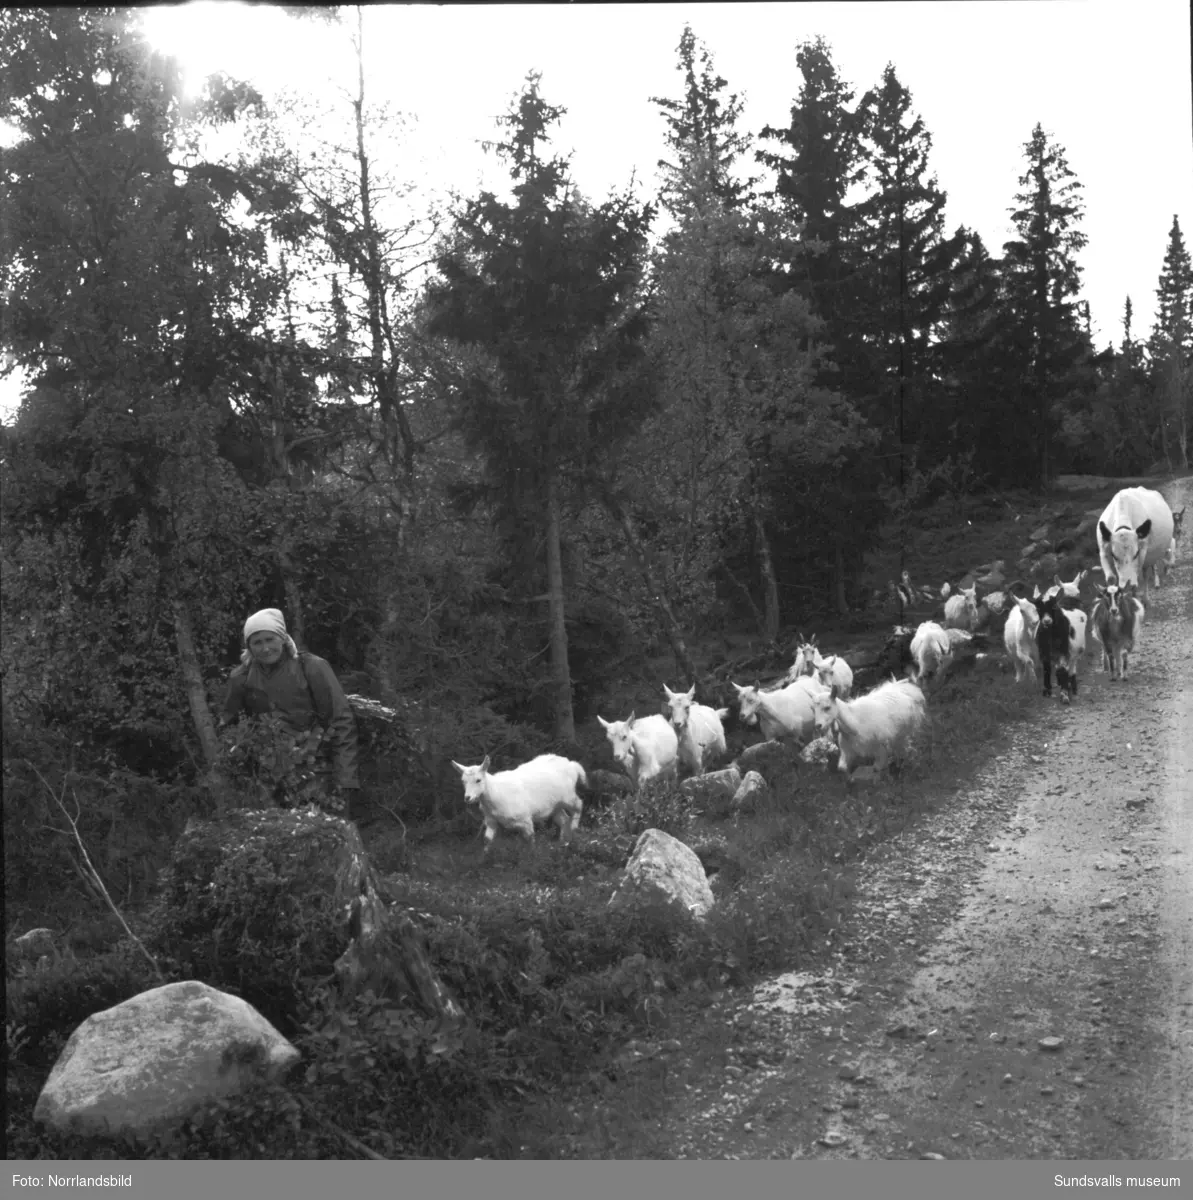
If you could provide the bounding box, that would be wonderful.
[453,487,1182,852]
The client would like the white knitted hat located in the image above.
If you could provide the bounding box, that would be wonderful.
[244,608,289,644]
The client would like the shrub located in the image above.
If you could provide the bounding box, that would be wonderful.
[145,810,354,1034]
[6,940,166,1068]
[3,754,194,922]
[595,781,692,840]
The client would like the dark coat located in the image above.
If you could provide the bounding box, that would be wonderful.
[223,651,360,789]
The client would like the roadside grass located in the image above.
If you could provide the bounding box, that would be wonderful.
[364,661,1044,1159]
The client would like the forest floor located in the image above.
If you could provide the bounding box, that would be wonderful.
[536,475,1193,1160]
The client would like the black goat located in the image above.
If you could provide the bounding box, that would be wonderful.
[1032,591,1079,702]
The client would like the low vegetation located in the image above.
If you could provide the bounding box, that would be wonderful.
[6,483,1115,1160]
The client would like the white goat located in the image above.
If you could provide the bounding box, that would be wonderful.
[787,634,853,697]
[662,684,728,776]
[451,754,585,853]
[1003,596,1041,684]
[732,680,819,744]
[808,678,927,782]
[1040,569,1087,606]
[790,634,820,679]
[909,621,954,684]
[814,653,854,698]
[597,712,679,790]
[943,583,982,631]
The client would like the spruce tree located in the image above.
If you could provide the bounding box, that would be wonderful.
[999,123,1090,486]
[426,75,655,740]
[853,64,961,462]
[1149,217,1192,466]
[757,36,867,394]
[652,24,755,221]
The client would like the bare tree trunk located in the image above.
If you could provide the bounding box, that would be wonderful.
[173,596,222,771]
[753,507,781,641]
[352,7,416,475]
[544,473,576,742]
[603,492,700,686]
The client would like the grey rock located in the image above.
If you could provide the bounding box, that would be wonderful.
[731,771,769,813]
[608,829,714,920]
[34,981,300,1139]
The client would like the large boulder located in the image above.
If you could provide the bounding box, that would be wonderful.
[680,766,742,819]
[608,829,714,921]
[679,766,741,803]
[152,808,463,1027]
[33,981,299,1139]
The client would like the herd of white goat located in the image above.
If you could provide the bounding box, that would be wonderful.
[453,488,1186,853]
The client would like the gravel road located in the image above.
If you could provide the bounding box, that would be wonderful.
[658,477,1192,1161]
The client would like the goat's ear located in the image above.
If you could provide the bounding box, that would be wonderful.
[752,678,761,690]
[597,715,610,729]
[450,760,466,775]
[626,711,636,725]
[480,755,491,773]
[685,685,696,699]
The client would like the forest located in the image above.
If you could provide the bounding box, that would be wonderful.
[3,6,1192,1159]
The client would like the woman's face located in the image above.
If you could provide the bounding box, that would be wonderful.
[248,630,285,666]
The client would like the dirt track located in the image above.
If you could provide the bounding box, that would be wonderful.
[659,477,1192,1160]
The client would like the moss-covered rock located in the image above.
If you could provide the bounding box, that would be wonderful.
[149,809,462,1029]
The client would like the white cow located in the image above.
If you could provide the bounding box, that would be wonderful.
[1097,488,1174,601]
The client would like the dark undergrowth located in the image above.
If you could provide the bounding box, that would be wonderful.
[4,480,1136,1159]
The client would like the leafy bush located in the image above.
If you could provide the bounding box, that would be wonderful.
[3,750,195,922]
[595,780,692,840]
[6,940,166,1068]
[218,713,339,812]
[145,810,353,1033]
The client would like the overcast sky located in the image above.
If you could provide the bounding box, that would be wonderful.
[4,1,1191,416]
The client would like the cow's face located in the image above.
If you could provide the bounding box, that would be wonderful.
[1100,518,1152,588]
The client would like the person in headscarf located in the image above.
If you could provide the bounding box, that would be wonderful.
[222,608,360,814]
